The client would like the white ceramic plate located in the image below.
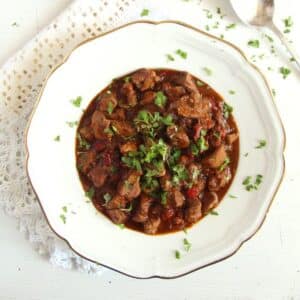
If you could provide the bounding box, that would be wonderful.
[26,21,285,278]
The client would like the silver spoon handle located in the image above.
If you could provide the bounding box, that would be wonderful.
[269,22,300,69]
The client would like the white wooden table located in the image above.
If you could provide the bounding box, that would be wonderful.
[0,1,299,299]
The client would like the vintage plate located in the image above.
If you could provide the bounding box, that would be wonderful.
[26,21,285,278]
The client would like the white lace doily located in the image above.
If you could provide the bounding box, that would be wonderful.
[0,0,297,274]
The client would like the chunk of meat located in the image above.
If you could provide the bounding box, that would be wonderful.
[140,91,156,105]
[119,82,137,107]
[167,125,190,148]
[111,120,136,137]
[97,92,117,113]
[170,189,185,207]
[77,149,96,173]
[119,141,138,154]
[161,206,175,221]
[208,167,231,191]
[118,170,141,200]
[106,194,127,210]
[91,110,111,139]
[171,72,201,100]
[106,209,128,224]
[144,216,161,234]
[109,108,126,120]
[132,194,153,223]
[177,95,212,120]
[163,83,186,102]
[186,177,206,200]
[79,126,94,141]
[88,163,108,188]
[160,172,172,192]
[226,132,239,144]
[185,199,202,223]
[202,192,219,214]
[202,144,227,168]
[131,69,158,91]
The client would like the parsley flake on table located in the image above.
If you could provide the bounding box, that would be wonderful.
[154,91,167,108]
[248,40,260,48]
[11,22,19,27]
[140,9,149,17]
[228,90,235,95]
[62,206,68,213]
[203,67,212,76]
[229,194,237,199]
[283,16,293,33]
[175,49,188,59]
[183,238,192,252]
[272,89,276,97]
[264,34,273,43]
[71,96,82,107]
[255,139,267,149]
[279,66,291,79]
[203,9,213,19]
[54,135,60,142]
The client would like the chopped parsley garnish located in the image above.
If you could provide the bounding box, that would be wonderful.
[134,110,173,138]
[203,9,213,19]
[219,157,230,171]
[190,130,208,156]
[290,57,296,62]
[183,238,192,251]
[226,23,236,30]
[154,91,167,108]
[161,191,168,205]
[124,76,131,83]
[66,121,78,128]
[265,34,273,43]
[62,206,67,213]
[107,101,114,114]
[229,194,237,199]
[203,67,212,76]
[104,127,114,136]
[209,210,219,216]
[54,135,60,142]
[11,22,19,27]
[279,66,291,79]
[175,49,188,59]
[121,203,133,212]
[175,250,181,259]
[196,80,205,87]
[103,193,112,205]
[117,223,125,229]
[168,148,181,166]
[166,54,175,62]
[121,152,142,172]
[242,175,263,191]
[255,139,267,149]
[71,96,82,107]
[85,187,95,199]
[140,9,149,17]
[223,102,233,119]
[228,90,235,95]
[77,134,91,150]
[213,131,220,139]
[172,164,188,185]
[248,40,260,48]
[60,214,66,224]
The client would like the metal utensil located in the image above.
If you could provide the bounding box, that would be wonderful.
[230,0,300,68]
